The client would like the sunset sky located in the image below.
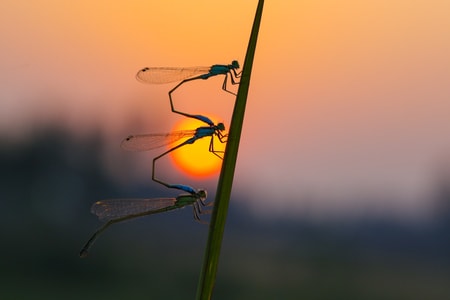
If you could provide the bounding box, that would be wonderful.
[1,0,450,221]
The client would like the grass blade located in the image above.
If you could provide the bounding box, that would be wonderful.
[195,1,265,299]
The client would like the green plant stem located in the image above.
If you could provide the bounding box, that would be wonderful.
[195,0,265,299]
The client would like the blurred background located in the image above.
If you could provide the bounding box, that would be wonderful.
[1,0,450,299]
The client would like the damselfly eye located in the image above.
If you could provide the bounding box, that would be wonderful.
[217,123,225,131]
[198,189,207,200]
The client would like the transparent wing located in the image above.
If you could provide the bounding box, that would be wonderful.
[136,66,211,84]
[121,130,196,151]
[91,198,177,222]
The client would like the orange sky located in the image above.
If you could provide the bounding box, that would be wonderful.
[1,0,450,220]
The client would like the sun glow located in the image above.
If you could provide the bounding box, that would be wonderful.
[169,116,227,178]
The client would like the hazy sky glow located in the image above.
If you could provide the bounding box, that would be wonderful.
[1,0,450,220]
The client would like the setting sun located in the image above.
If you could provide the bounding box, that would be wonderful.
[169,115,227,178]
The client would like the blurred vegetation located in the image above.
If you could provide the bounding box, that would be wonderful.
[1,128,450,299]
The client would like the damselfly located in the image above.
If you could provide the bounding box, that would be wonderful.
[136,61,241,116]
[80,188,208,257]
[121,114,226,191]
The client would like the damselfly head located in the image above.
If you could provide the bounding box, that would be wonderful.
[231,60,240,69]
[217,123,225,131]
[197,189,207,201]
